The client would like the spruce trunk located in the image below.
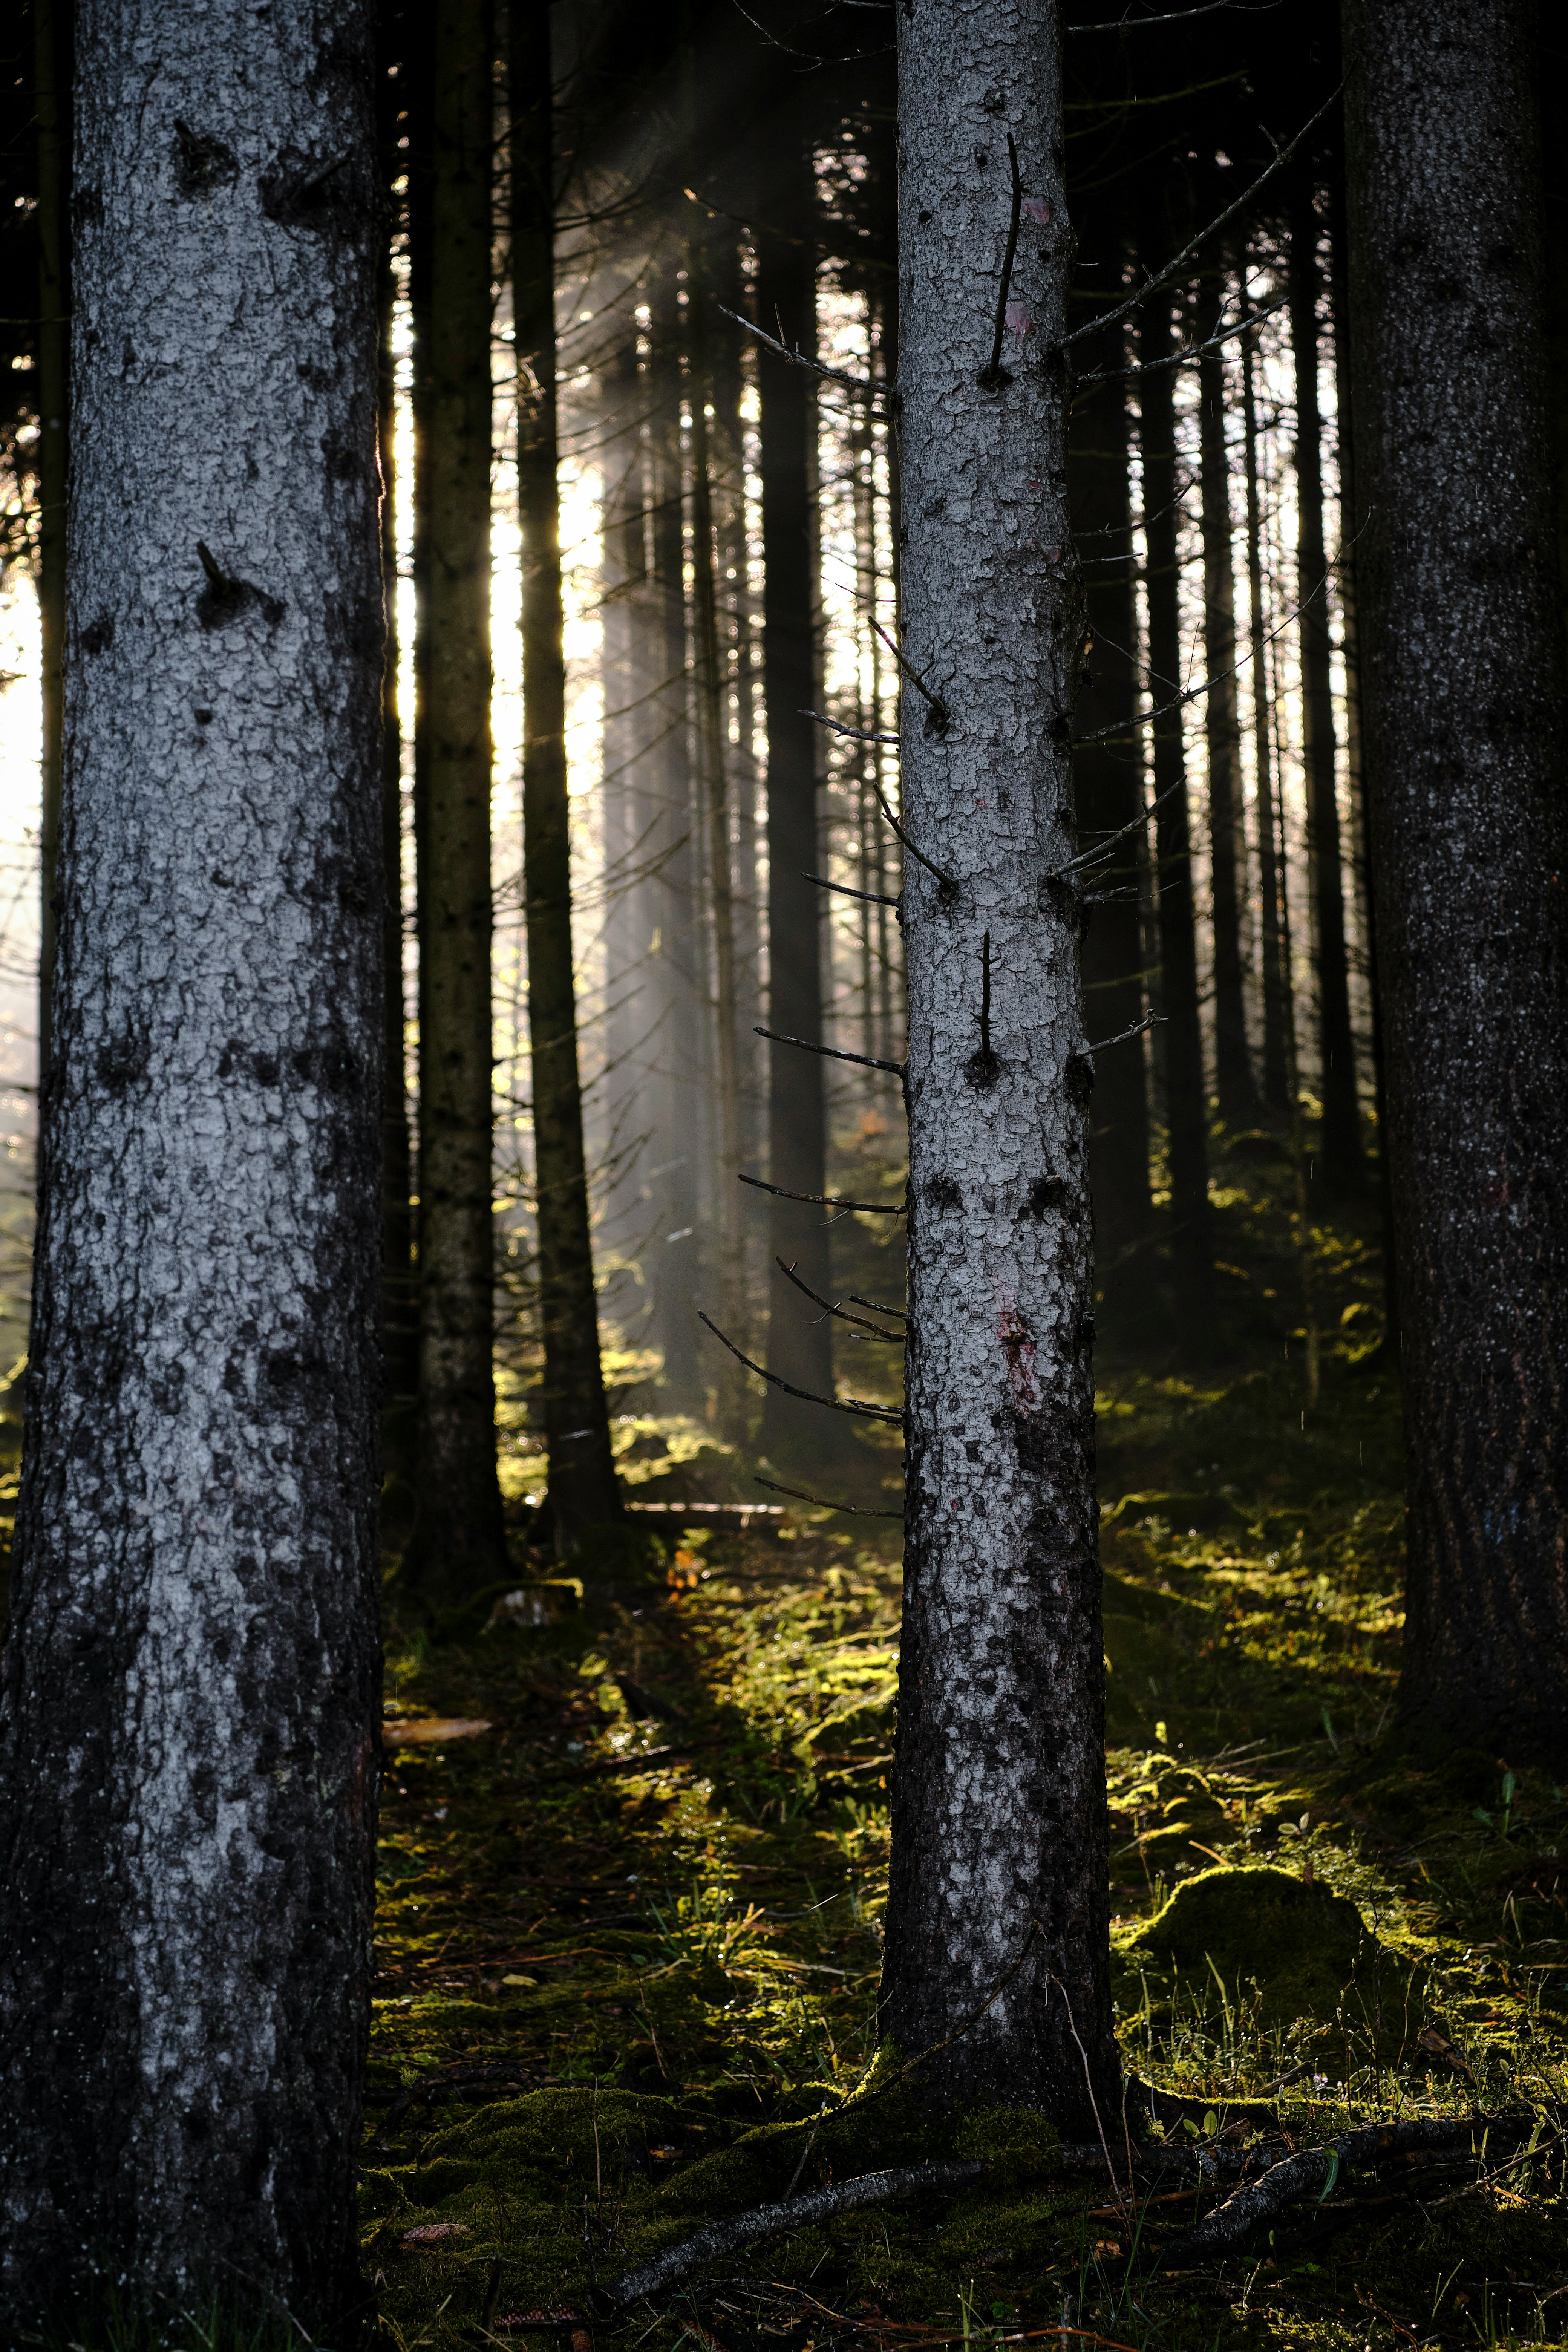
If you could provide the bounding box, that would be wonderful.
[512,4,620,1544]
[880,5,1117,2130]
[1342,0,1568,1755]
[412,0,506,1599]
[33,0,69,1092]
[0,0,381,2320]
[1243,321,1289,1115]
[1290,181,1362,1197]
[1197,263,1254,1121]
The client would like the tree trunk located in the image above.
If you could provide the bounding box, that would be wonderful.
[411,0,506,1600]
[1070,218,1153,1292]
[512,2,621,1544]
[1342,0,1568,1756]
[1197,259,1254,1122]
[1138,279,1213,1336]
[378,28,416,1508]
[879,8,1117,2133]
[1291,178,1363,1198]
[1243,318,1289,1114]
[755,110,836,1458]
[650,256,703,1410]
[33,0,69,1096]
[0,0,381,2323]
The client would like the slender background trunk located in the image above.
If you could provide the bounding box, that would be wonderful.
[1197,258,1254,1122]
[881,5,1116,2131]
[1243,318,1289,1115]
[33,0,69,1099]
[1344,0,1568,1757]
[512,0,621,1544]
[412,0,506,1600]
[0,0,381,2320]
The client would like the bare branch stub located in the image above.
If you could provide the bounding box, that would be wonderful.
[716,300,882,403]
[805,867,902,913]
[1080,1010,1164,1057]
[776,1255,904,1341]
[755,1023,906,1077]
[873,617,950,737]
[738,1170,906,1216]
[979,132,1025,392]
[696,1311,904,1424]
[755,1476,902,1521]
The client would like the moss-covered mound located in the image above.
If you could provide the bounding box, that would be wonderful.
[1115,1865,1424,2062]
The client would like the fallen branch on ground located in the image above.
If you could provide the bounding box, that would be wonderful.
[600,2162,985,2309]
[1160,2114,1531,2264]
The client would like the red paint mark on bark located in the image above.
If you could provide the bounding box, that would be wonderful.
[1006,299,1034,343]
[998,1290,1041,1415]
[1023,196,1052,225]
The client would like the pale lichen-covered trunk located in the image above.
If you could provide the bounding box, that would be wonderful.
[880,0,1118,2131]
[0,0,381,2326]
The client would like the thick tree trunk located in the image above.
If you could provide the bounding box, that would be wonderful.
[411,0,506,1600]
[1242,321,1289,1114]
[1197,263,1254,1122]
[512,5,620,1545]
[1290,180,1363,1197]
[33,0,69,1093]
[1342,0,1568,1756]
[1138,283,1213,1335]
[0,0,381,2323]
[1070,226,1153,1290]
[880,5,1116,2133]
[755,111,836,1457]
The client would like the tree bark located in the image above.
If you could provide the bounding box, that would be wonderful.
[411,0,506,1600]
[755,109,837,1458]
[1290,177,1363,1197]
[1342,0,1568,1756]
[1138,277,1213,1336]
[33,0,70,1099]
[512,2,621,1545]
[1242,318,1289,1115]
[1070,218,1153,1290]
[0,0,381,2323]
[1197,259,1254,1123]
[879,6,1117,2133]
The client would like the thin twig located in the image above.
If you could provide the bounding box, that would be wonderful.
[871,618,950,733]
[716,302,880,400]
[805,868,902,911]
[980,133,1025,390]
[1060,81,1343,350]
[738,1171,905,1216]
[755,1024,905,1076]
[864,773,958,891]
[1081,1011,1164,1056]
[849,1293,908,1320]
[1067,1,1279,33]
[697,1312,904,1423]
[806,707,901,750]
[1074,289,1290,384]
[775,1256,904,1340]
[755,1476,903,1520]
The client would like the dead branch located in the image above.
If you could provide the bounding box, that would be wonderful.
[980,133,1025,391]
[755,1023,906,1076]
[1160,2115,1528,2266]
[738,1171,905,1216]
[807,707,901,750]
[755,1476,902,1520]
[871,617,951,735]
[1081,1010,1164,1056]
[805,868,902,911]
[717,302,881,401]
[1074,289,1289,384]
[601,2163,985,2309]
[775,1255,904,1340]
[850,1292,908,1320]
[697,1312,905,1423]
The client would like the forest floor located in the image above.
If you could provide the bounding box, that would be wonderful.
[364,1138,1568,2352]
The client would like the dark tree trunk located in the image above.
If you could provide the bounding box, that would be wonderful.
[378,18,416,1506]
[755,109,836,1457]
[1342,0,1568,1756]
[1071,216,1153,1292]
[880,5,1116,2134]
[512,3,620,1545]
[411,0,506,1600]
[33,0,69,1093]
[1242,319,1290,1114]
[649,256,703,1409]
[1197,260,1254,1122]
[1291,178,1363,1197]
[1138,279,1213,1335]
[0,0,381,2324]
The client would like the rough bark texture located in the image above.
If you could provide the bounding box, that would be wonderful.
[1197,265,1254,1122]
[1290,181,1362,1197]
[0,0,381,2323]
[1138,283,1213,1335]
[880,5,1118,2133]
[513,5,620,1547]
[34,0,69,1087]
[411,0,505,1600]
[1342,0,1568,1755]
[755,110,837,1457]
[1070,222,1153,1288]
